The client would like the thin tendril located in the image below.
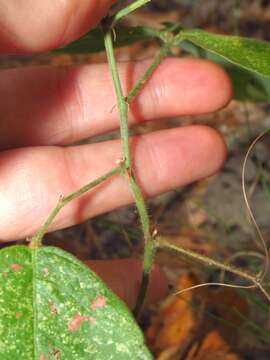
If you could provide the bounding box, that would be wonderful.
[242,129,270,281]
[174,282,257,297]
[175,131,270,298]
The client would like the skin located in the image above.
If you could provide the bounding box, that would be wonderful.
[0,0,232,308]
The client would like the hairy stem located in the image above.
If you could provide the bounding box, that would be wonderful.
[128,174,154,317]
[157,237,256,282]
[126,41,173,104]
[31,167,121,248]
[128,175,151,240]
[103,24,155,317]
[133,239,156,316]
[157,237,270,302]
[103,25,132,169]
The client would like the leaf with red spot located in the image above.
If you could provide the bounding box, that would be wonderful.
[0,245,152,359]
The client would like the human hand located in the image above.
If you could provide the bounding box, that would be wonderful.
[0,1,232,307]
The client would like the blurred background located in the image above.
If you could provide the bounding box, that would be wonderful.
[0,1,270,359]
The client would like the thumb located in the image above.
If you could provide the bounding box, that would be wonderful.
[86,259,168,309]
[0,0,116,54]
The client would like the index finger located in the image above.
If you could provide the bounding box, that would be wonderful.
[0,0,116,54]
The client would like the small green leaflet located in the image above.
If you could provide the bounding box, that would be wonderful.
[178,29,270,77]
[0,246,152,360]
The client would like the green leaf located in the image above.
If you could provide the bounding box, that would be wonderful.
[55,26,160,54]
[181,40,270,101]
[227,67,270,102]
[179,29,270,77]
[0,245,152,360]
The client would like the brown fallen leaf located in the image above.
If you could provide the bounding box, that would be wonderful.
[147,273,247,360]
[147,273,200,354]
[187,330,240,360]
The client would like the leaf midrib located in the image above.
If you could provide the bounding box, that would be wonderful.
[32,248,37,360]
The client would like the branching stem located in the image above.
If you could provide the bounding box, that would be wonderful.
[103,3,270,314]
[103,23,155,317]
[31,1,270,321]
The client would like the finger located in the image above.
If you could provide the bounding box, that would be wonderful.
[86,259,168,308]
[0,125,226,241]
[0,58,232,149]
[0,0,116,53]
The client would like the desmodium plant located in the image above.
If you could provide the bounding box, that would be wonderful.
[1,1,270,359]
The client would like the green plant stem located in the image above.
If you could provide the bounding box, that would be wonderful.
[31,167,121,248]
[157,237,256,282]
[110,0,151,27]
[157,237,270,302]
[129,175,154,317]
[133,238,155,316]
[103,25,154,317]
[103,26,131,169]
[129,175,151,241]
[126,41,172,104]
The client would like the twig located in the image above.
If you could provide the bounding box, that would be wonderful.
[31,167,121,248]
[157,237,270,303]
[126,41,173,104]
[157,237,256,282]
